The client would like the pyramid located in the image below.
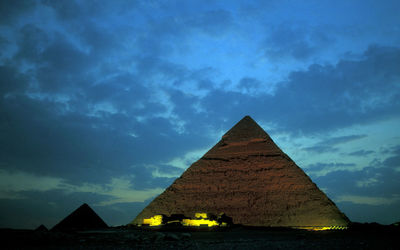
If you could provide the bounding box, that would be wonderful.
[35,224,48,231]
[52,203,108,231]
[132,116,349,227]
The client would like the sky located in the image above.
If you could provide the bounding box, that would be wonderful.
[0,0,399,229]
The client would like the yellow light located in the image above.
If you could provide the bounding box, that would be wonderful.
[295,226,348,231]
[312,226,333,231]
[195,213,208,219]
[142,215,163,226]
[181,218,219,227]
[142,212,227,227]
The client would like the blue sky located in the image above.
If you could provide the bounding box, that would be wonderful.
[0,0,399,229]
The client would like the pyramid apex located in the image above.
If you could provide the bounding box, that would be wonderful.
[238,115,254,121]
[78,203,91,211]
[35,224,48,231]
[221,116,269,142]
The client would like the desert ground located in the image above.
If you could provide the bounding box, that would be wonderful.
[1,224,398,249]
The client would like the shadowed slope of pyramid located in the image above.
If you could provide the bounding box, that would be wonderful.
[52,203,108,231]
[132,116,349,227]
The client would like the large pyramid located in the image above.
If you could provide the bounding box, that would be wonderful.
[52,203,108,231]
[132,116,349,227]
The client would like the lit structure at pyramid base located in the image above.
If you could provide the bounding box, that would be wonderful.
[141,213,347,230]
[294,226,348,231]
[141,213,229,227]
[142,215,164,226]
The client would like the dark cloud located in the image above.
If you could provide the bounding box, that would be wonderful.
[267,45,400,134]
[0,89,159,184]
[186,9,234,36]
[348,150,375,156]
[306,162,356,171]
[297,144,400,224]
[35,39,92,92]
[323,135,367,145]
[263,23,334,60]
[192,45,400,135]
[303,135,367,153]
[237,77,262,95]
[0,0,36,24]
[191,45,400,137]
[129,165,176,190]
[16,24,50,62]
[0,0,224,188]
[0,91,209,186]
[303,145,339,154]
[0,65,29,96]
[314,147,400,198]
[42,0,140,22]
[383,154,400,169]
[200,89,258,127]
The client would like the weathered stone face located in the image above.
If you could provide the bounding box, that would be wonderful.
[132,116,349,227]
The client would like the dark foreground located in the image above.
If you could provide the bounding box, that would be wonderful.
[1,225,399,249]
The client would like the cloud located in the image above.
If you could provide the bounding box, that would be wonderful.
[0,169,62,199]
[0,0,36,24]
[192,45,400,136]
[0,87,213,186]
[263,23,334,61]
[236,77,263,95]
[305,162,357,177]
[266,45,400,134]
[303,135,367,153]
[383,153,400,169]
[356,178,379,188]
[322,135,368,145]
[186,9,234,36]
[167,147,210,170]
[128,164,177,190]
[348,149,375,156]
[93,178,164,205]
[336,194,400,206]
[0,169,163,205]
[0,65,29,96]
[313,145,400,198]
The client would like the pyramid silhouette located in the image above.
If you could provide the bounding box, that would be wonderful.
[35,224,48,231]
[52,203,108,231]
[132,116,349,227]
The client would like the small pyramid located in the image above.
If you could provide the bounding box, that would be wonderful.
[132,116,349,227]
[35,224,48,232]
[52,203,108,231]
